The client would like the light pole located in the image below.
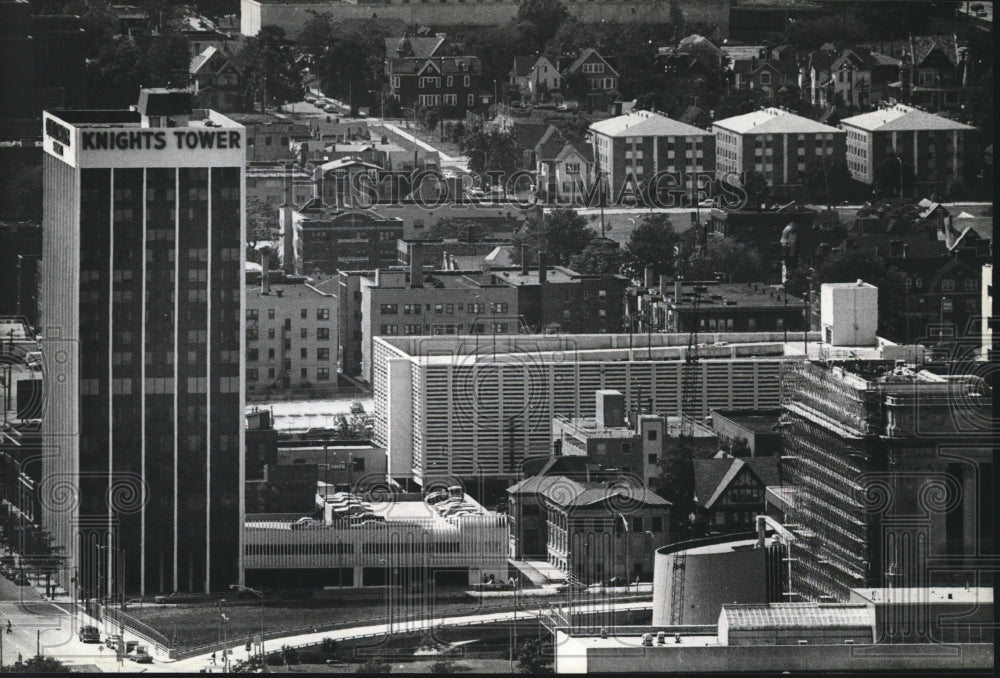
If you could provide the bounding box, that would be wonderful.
[96,544,125,616]
[896,155,904,197]
[230,585,265,667]
[617,514,630,589]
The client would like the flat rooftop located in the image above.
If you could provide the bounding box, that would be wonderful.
[663,537,761,557]
[665,283,805,309]
[851,587,993,605]
[49,108,240,128]
[711,410,784,434]
[560,631,720,650]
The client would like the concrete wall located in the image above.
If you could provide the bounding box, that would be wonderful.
[242,0,731,38]
[556,638,993,673]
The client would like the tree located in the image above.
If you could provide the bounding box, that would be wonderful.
[875,152,915,198]
[680,235,770,283]
[140,33,191,89]
[1,655,70,672]
[358,658,391,673]
[517,0,569,51]
[458,121,525,183]
[741,171,772,209]
[0,159,42,221]
[651,437,715,532]
[307,22,390,112]
[626,214,680,279]
[514,638,553,674]
[803,156,853,205]
[429,218,484,240]
[513,209,595,266]
[569,242,628,276]
[554,112,592,146]
[669,0,686,41]
[237,26,304,111]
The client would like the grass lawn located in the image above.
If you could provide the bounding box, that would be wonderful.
[129,597,516,651]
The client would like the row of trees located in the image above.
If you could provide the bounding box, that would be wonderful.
[511,210,770,285]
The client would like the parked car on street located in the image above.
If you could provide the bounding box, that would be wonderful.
[154,591,205,604]
[78,626,101,643]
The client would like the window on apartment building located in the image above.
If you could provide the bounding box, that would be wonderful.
[491,302,508,313]
[317,327,329,340]
[317,367,330,381]
[447,76,453,87]
[267,328,276,339]
[404,304,421,315]
[317,308,330,320]
[565,163,580,174]
[380,303,399,314]
[268,348,275,359]
[467,94,474,106]
[246,309,259,320]
[647,429,658,441]
[267,308,275,320]
[317,348,330,361]
[941,278,955,291]
[300,308,308,319]
[247,369,258,381]
[445,303,455,314]
[300,347,307,359]
[246,328,258,341]
[247,348,259,362]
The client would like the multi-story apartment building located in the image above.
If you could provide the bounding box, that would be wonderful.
[491,263,630,334]
[245,272,338,396]
[245,162,313,207]
[352,257,519,383]
[650,280,807,334]
[590,110,716,203]
[713,108,845,190]
[385,36,483,112]
[840,103,976,190]
[39,90,244,595]
[775,359,993,602]
[280,202,404,276]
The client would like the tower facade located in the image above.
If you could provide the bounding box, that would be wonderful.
[40,90,245,595]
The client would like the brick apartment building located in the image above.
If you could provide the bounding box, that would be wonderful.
[245,272,338,395]
[713,108,845,191]
[840,103,976,192]
[589,110,716,203]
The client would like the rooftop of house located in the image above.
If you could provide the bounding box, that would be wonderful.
[566,48,619,76]
[387,55,483,76]
[661,282,804,310]
[693,456,781,510]
[590,110,711,138]
[839,103,976,132]
[713,107,843,135]
[293,203,403,227]
[711,409,785,434]
[384,35,445,60]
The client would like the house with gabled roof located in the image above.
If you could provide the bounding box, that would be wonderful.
[693,455,780,533]
[563,48,619,111]
[189,45,244,112]
[509,54,561,103]
[533,125,595,204]
[385,35,483,112]
[805,44,902,109]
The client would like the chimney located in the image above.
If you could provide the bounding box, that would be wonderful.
[644,266,655,289]
[538,252,547,284]
[260,249,270,294]
[521,245,529,275]
[410,243,424,288]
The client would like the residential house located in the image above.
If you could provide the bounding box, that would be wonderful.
[896,34,971,112]
[385,36,483,112]
[590,110,716,203]
[189,46,243,112]
[731,46,800,99]
[840,103,976,190]
[804,44,902,109]
[534,126,594,204]
[713,107,845,190]
[564,48,619,112]
[693,455,781,533]
[509,55,561,103]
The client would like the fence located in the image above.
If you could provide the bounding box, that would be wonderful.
[165,591,652,661]
[103,607,173,658]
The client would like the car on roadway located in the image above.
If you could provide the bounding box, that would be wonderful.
[154,591,206,604]
[289,517,323,530]
[78,625,101,643]
[127,646,153,663]
[466,187,486,199]
[698,198,716,208]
